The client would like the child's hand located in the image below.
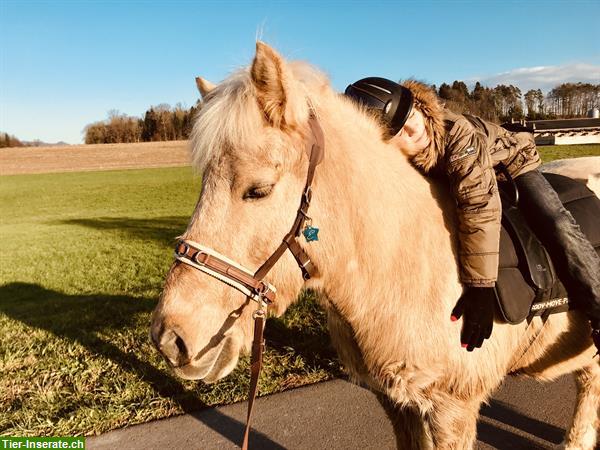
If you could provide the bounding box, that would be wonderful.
[451,286,496,351]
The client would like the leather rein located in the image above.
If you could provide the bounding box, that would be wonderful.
[173,112,325,449]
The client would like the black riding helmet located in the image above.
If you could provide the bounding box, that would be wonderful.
[344,77,414,136]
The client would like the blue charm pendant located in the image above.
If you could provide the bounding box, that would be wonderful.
[303,225,319,242]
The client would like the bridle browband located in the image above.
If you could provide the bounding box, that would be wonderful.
[172,110,325,450]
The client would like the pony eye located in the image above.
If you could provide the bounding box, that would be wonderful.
[243,184,273,201]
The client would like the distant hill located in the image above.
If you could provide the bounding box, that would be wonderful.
[0,132,71,148]
[21,140,71,147]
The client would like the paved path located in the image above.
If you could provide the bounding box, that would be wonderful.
[88,375,576,450]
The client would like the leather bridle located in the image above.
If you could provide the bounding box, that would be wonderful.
[173,111,324,449]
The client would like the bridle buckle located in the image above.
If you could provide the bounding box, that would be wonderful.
[175,242,189,257]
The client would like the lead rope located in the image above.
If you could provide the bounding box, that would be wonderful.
[242,306,266,450]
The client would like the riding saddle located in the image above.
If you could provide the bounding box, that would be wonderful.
[495,172,600,324]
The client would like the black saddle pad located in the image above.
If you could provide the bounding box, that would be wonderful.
[496,172,600,324]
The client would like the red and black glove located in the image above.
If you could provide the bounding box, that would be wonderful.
[451,286,496,351]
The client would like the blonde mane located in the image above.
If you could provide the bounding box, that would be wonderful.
[190,69,260,174]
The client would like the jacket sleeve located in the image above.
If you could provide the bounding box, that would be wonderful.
[444,117,501,287]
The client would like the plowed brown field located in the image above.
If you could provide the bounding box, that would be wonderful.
[0,140,190,175]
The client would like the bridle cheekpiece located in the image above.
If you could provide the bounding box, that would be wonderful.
[171,109,325,450]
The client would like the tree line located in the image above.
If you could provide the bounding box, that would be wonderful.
[0,133,24,148]
[434,81,599,122]
[6,80,598,149]
[83,81,598,145]
[84,103,199,144]
[545,83,599,117]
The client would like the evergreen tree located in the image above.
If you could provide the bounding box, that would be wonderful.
[142,108,158,141]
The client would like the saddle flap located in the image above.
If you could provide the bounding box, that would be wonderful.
[501,204,555,297]
[495,267,535,324]
[495,172,600,324]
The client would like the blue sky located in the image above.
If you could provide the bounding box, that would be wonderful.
[1,0,599,144]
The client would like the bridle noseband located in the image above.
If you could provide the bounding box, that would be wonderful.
[172,111,325,449]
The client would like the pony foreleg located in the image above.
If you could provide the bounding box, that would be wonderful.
[425,393,483,450]
[564,362,600,450]
[376,393,433,450]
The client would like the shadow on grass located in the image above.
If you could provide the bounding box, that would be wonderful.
[0,283,573,447]
[56,216,190,245]
[0,282,284,447]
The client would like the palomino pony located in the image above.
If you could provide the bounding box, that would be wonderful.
[151,42,599,449]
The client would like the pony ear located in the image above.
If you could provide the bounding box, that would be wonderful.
[196,77,216,99]
[251,41,302,128]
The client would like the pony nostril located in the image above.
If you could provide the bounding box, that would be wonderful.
[157,328,190,367]
[175,335,187,356]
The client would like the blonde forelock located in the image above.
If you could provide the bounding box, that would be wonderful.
[190,63,331,176]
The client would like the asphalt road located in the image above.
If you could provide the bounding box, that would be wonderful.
[87,374,578,450]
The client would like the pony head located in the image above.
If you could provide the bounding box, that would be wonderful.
[150,42,332,381]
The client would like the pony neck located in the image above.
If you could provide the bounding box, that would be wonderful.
[306,95,459,326]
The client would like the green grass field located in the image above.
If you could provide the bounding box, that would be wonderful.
[537,143,600,162]
[1,144,598,437]
[0,167,339,437]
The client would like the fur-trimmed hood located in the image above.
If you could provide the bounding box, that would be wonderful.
[401,80,446,173]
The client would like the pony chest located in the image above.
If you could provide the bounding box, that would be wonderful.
[326,305,439,402]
